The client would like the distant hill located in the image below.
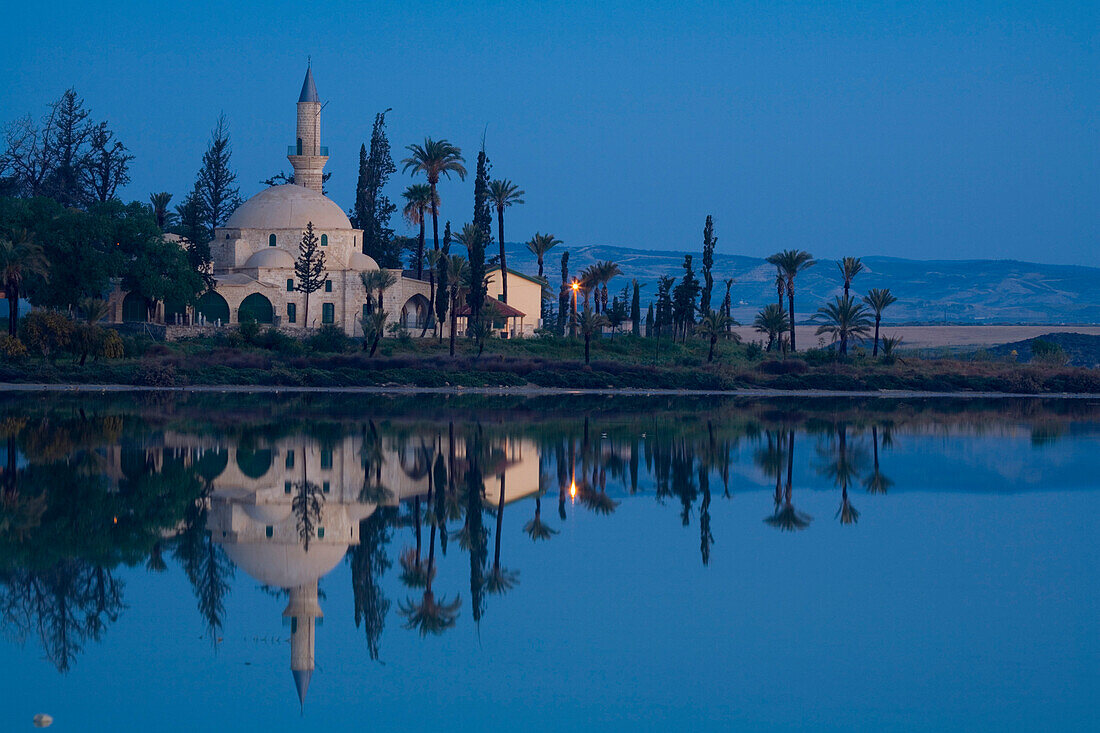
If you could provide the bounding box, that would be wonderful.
[502,244,1100,325]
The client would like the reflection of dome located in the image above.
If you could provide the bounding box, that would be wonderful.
[225,184,353,230]
[242,503,293,525]
[347,252,379,271]
[244,248,295,269]
[221,542,349,588]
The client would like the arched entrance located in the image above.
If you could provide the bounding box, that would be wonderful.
[236,448,272,479]
[164,297,188,324]
[196,291,230,324]
[122,292,148,322]
[400,294,431,330]
[238,293,274,324]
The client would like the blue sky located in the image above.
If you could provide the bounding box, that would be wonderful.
[1,1,1096,264]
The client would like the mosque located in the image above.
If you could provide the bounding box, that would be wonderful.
[108,67,543,338]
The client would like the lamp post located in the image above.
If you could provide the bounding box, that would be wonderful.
[570,280,580,338]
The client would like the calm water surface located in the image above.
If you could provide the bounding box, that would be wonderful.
[0,393,1097,731]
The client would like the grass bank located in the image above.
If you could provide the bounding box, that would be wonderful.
[1,330,1097,394]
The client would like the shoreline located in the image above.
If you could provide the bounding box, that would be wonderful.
[2,383,1098,399]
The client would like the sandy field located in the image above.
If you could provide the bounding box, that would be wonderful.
[729,325,1100,350]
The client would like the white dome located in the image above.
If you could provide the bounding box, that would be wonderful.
[243,248,295,269]
[221,541,349,588]
[347,252,379,271]
[225,184,353,231]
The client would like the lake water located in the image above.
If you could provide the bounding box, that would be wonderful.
[1,392,1097,731]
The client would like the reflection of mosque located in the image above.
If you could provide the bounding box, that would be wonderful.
[149,431,543,706]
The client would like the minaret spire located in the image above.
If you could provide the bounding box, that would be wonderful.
[288,66,327,192]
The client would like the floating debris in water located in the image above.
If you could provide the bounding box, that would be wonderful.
[33,713,53,727]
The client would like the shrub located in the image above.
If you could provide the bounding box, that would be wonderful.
[100,329,124,359]
[1031,339,1069,367]
[744,342,763,360]
[238,318,261,345]
[136,360,178,387]
[20,310,74,359]
[307,325,354,353]
[801,348,834,367]
[758,358,808,375]
[0,335,27,359]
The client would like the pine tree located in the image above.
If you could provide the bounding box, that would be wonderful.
[294,221,327,328]
[655,275,674,339]
[42,89,92,207]
[699,215,716,316]
[354,111,399,267]
[631,279,641,336]
[82,122,132,203]
[197,115,242,244]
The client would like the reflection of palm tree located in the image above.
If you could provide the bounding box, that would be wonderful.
[350,508,395,661]
[486,473,519,595]
[836,485,859,524]
[399,499,460,636]
[764,431,812,531]
[523,496,557,541]
[863,425,894,495]
[145,541,167,572]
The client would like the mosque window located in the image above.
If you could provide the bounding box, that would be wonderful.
[324,280,332,292]
[265,526,273,538]
[320,449,333,470]
[290,618,298,634]
[285,450,295,468]
[320,234,328,247]
[284,481,292,494]
[287,303,296,323]
[322,303,334,324]
[318,527,325,539]
[286,279,294,291]
[322,481,330,493]
[269,234,276,247]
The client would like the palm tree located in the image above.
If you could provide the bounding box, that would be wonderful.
[753,303,789,352]
[0,231,49,337]
[578,307,608,365]
[358,310,387,356]
[813,294,872,356]
[765,249,815,351]
[592,260,622,314]
[525,232,561,279]
[402,184,438,280]
[488,179,525,302]
[401,138,467,253]
[862,288,897,356]
[77,297,110,324]
[360,269,397,313]
[424,248,444,337]
[837,256,864,298]
[148,192,174,230]
[446,254,470,356]
[695,310,735,362]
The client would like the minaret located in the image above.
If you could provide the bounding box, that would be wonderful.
[288,66,328,193]
[284,580,323,707]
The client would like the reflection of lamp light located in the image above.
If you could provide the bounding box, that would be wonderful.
[569,480,577,501]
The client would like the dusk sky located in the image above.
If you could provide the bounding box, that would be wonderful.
[2,1,1096,265]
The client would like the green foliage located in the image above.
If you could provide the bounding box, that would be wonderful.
[20,310,73,359]
[753,303,789,352]
[699,215,716,314]
[0,334,27,358]
[307,325,354,354]
[195,114,242,243]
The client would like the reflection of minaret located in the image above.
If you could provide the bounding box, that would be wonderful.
[285,580,322,707]
[288,65,327,193]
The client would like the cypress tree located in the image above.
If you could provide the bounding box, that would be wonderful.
[672,255,700,342]
[354,111,399,267]
[472,148,493,251]
[645,302,654,336]
[463,223,487,328]
[197,114,242,244]
[435,222,451,341]
[176,182,214,289]
[294,221,327,328]
[699,215,716,316]
[558,251,570,334]
[631,279,641,336]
